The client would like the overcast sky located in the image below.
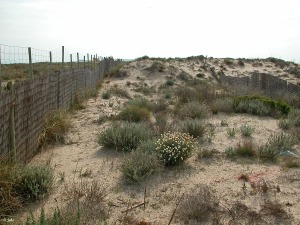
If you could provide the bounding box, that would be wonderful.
[0,0,300,62]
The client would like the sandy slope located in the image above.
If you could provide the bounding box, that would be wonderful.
[22,58,300,224]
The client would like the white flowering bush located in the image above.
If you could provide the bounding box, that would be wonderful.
[156,132,194,166]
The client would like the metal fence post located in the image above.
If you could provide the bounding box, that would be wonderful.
[28,47,33,79]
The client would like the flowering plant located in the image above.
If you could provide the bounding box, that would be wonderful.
[156,132,194,166]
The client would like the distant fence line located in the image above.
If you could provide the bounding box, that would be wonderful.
[219,72,300,97]
[0,44,120,162]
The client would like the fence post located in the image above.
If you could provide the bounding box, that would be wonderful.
[9,83,16,163]
[70,54,73,71]
[94,56,96,70]
[49,51,52,73]
[28,47,33,79]
[77,53,79,68]
[62,46,65,70]
[90,55,93,70]
[84,56,86,68]
[0,45,2,96]
[87,54,89,69]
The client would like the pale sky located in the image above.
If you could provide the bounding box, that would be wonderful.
[0,0,300,62]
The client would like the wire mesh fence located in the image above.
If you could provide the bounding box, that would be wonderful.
[0,43,120,163]
[220,72,300,98]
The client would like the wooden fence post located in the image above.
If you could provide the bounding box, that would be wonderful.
[70,54,73,71]
[77,53,79,68]
[0,45,2,96]
[49,51,52,71]
[62,46,65,70]
[9,83,16,163]
[91,55,93,69]
[87,54,89,69]
[28,47,33,79]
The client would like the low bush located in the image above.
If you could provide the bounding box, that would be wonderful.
[197,148,216,158]
[233,95,291,117]
[177,101,210,119]
[155,132,194,166]
[227,128,236,137]
[101,91,111,99]
[13,164,54,202]
[235,141,257,158]
[120,147,162,183]
[116,105,150,122]
[109,86,130,98]
[176,185,219,223]
[259,133,296,161]
[180,119,206,139]
[240,124,254,137]
[97,122,152,152]
[210,98,234,114]
[165,79,174,86]
[126,97,153,111]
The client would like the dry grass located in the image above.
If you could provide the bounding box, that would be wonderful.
[39,110,71,146]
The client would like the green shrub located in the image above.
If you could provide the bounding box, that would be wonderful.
[210,98,234,114]
[120,148,162,184]
[227,128,236,137]
[177,101,210,119]
[258,145,279,162]
[13,164,53,202]
[126,97,152,111]
[267,133,296,152]
[225,146,235,158]
[180,119,206,139]
[233,95,291,117]
[285,159,300,168]
[165,79,174,86]
[97,122,152,152]
[278,119,293,130]
[155,132,194,166]
[116,105,150,122]
[240,124,254,137]
[235,141,256,158]
[151,100,169,113]
[101,91,111,99]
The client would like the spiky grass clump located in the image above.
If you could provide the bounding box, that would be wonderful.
[0,164,22,217]
[120,140,162,183]
[97,122,152,152]
[39,110,71,146]
[155,132,194,166]
[180,119,206,139]
[240,124,254,137]
[177,101,210,119]
[13,164,54,202]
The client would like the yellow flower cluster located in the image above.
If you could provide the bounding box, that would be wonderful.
[156,132,194,166]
